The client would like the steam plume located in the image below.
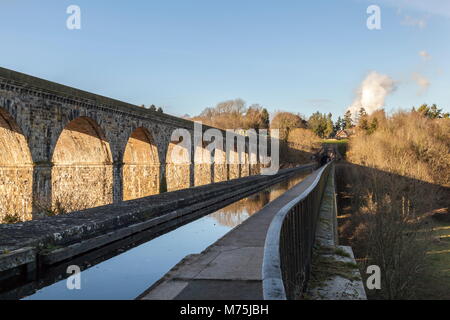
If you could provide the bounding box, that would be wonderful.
[347,71,396,116]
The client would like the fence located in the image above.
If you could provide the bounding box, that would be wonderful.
[262,162,333,300]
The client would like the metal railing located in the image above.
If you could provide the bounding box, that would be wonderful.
[262,162,333,300]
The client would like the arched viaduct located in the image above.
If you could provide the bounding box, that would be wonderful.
[0,67,261,221]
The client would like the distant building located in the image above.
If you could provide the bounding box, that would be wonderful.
[335,129,351,139]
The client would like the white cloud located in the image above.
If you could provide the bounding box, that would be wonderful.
[401,15,427,28]
[419,50,431,60]
[412,72,430,94]
[347,72,397,116]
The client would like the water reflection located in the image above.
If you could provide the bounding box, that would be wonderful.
[211,173,307,227]
[20,171,309,300]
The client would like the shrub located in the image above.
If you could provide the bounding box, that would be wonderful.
[1,213,22,224]
[337,163,434,299]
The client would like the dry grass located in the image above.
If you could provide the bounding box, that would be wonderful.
[348,111,450,187]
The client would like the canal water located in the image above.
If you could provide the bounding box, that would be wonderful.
[22,171,310,300]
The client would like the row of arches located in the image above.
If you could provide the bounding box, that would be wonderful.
[0,111,258,222]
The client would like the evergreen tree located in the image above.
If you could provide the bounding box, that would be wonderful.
[358,107,369,130]
[334,116,343,132]
[344,110,353,129]
[416,104,447,119]
[324,113,334,138]
[308,111,334,138]
[358,107,368,121]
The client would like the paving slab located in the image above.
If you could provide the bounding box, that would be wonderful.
[174,280,263,300]
[194,246,263,281]
[140,280,189,300]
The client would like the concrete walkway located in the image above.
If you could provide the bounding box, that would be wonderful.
[138,169,322,300]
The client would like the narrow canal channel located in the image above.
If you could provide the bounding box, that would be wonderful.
[22,171,310,300]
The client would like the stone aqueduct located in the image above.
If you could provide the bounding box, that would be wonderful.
[0,67,262,221]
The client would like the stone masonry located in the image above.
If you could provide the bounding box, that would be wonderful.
[0,67,260,221]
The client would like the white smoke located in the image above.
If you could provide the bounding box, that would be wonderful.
[347,71,396,116]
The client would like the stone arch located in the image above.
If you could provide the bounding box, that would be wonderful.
[194,141,213,186]
[165,133,191,192]
[122,127,160,200]
[51,117,113,213]
[0,108,33,222]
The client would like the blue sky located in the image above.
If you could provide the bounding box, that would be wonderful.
[1,0,449,119]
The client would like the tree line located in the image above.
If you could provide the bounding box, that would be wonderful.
[190,99,353,139]
[190,99,448,140]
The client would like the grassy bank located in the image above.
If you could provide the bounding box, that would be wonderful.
[336,112,449,299]
[416,220,450,299]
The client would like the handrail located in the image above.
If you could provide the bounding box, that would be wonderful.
[262,162,333,300]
